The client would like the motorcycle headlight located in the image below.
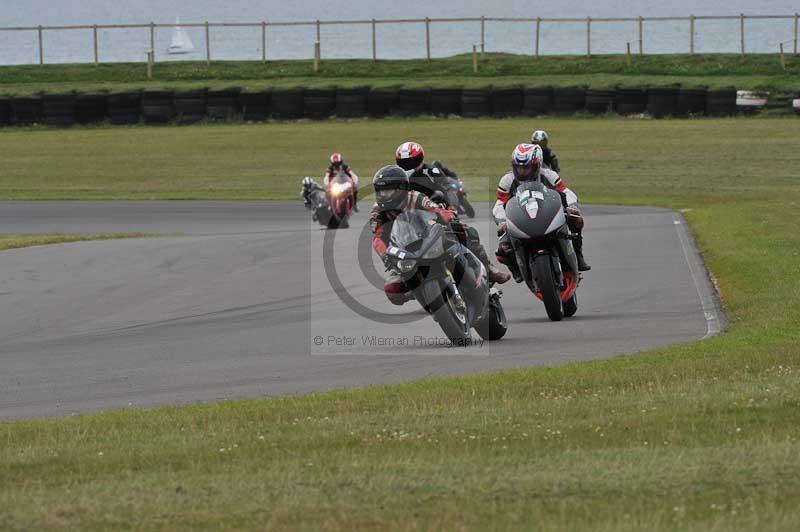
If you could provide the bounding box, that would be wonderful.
[330,182,351,196]
[397,259,417,274]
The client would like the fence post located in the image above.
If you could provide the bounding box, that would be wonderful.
[314,41,320,72]
[371,18,377,61]
[626,42,632,66]
[638,16,643,55]
[780,43,786,70]
[690,15,695,54]
[261,22,266,62]
[535,17,541,57]
[472,44,478,73]
[205,21,210,64]
[794,13,798,55]
[586,16,591,57]
[146,50,153,79]
[93,25,98,65]
[740,14,745,55]
[425,17,431,61]
[149,22,155,62]
[480,16,485,56]
[38,24,43,65]
[316,19,321,47]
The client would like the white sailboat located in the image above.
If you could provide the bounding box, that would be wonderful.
[167,18,194,54]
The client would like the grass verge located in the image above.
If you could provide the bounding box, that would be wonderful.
[0,233,155,251]
[1,117,799,530]
[1,53,799,95]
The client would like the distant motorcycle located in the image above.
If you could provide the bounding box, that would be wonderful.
[503,181,581,321]
[327,172,356,229]
[382,210,507,343]
[431,161,476,218]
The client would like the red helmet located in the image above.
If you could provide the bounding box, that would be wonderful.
[330,152,344,169]
[511,143,543,182]
[395,141,425,172]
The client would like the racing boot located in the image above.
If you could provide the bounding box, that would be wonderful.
[474,245,511,284]
[353,188,360,212]
[574,232,591,272]
[496,243,523,284]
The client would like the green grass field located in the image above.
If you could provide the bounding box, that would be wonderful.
[1,117,799,530]
[1,53,799,95]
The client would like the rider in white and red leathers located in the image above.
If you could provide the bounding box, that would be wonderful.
[324,152,360,211]
[493,143,591,279]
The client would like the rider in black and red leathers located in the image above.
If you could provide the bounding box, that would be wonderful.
[394,141,453,201]
[371,165,509,305]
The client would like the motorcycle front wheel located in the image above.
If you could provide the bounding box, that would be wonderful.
[460,197,476,218]
[421,281,470,344]
[532,254,563,322]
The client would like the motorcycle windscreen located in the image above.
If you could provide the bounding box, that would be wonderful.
[389,211,438,250]
[505,181,565,240]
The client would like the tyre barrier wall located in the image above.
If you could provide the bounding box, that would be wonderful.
[461,88,490,117]
[207,88,241,121]
[141,90,174,124]
[585,89,615,114]
[0,87,796,128]
[174,89,207,125]
[240,90,271,121]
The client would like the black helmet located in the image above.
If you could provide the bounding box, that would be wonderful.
[373,165,410,210]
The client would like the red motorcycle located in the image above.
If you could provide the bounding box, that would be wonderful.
[327,172,356,229]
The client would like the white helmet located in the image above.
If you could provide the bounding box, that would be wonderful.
[530,129,549,150]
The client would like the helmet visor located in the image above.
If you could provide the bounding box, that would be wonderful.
[375,188,407,208]
[513,163,536,181]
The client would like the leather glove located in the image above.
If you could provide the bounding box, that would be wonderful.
[497,222,508,236]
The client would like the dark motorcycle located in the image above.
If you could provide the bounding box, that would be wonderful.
[304,182,333,227]
[503,181,580,321]
[383,210,507,343]
[327,173,356,229]
[430,161,476,218]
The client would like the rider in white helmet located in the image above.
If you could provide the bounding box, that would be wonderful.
[530,129,560,173]
[493,143,591,277]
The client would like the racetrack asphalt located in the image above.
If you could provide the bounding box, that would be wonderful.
[0,201,722,419]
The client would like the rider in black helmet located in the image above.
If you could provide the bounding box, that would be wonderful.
[371,165,509,305]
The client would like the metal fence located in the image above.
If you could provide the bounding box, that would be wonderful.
[1,14,799,66]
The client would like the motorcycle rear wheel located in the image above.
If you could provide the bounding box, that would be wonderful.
[532,254,563,321]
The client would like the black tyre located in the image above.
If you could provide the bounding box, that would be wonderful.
[522,87,553,115]
[304,88,336,119]
[476,298,507,341]
[553,88,586,115]
[367,89,397,117]
[677,88,707,116]
[461,88,490,117]
[563,292,578,318]
[335,87,368,117]
[706,89,737,116]
[432,288,471,344]
[647,87,678,118]
[430,88,461,116]
[394,89,430,116]
[271,88,304,119]
[615,88,647,115]
[240,90,271,121]
[532,254,563,321]
[490,87,523,117]
[585,88,615,114]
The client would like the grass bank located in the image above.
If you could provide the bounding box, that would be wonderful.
[0,233,154,251]
[1,117,799,530]
[1,53,799,95]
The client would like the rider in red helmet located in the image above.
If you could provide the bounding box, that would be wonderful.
[324,152,360,211]
[394,141,451,200]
